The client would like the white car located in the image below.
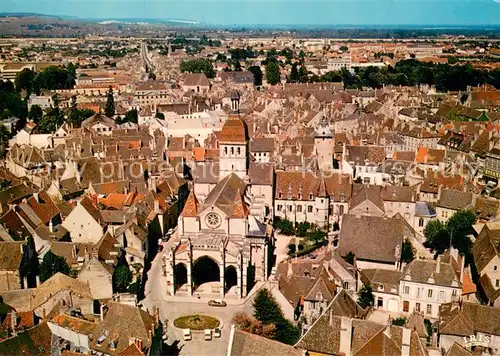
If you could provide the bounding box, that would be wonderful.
[204,329,212,341]
[183,329,192,341]
[213,328,221,338]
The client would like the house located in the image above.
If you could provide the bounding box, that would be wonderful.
[438,302,500,355]
[77,255,113,300]
[360,268,402,313]
[249,137,275,163]
[0,242,24,292]
[435,189,474,222]
[338,214,413,270]
[275,257,336,324]
[81,113,116,136]
[399,249,464,319]
[381,185,417,225]
[414,201,437,237]
[227,327,302,356]
[247,162,274,220]
[48,313,97,354]
[181,73,211,93]
[5,144,48,178]
[348,184,385,217]
[90,302,157,355]
[62,197,105,244]
[343,145,388,185]
[274,171,351,229]
[295,312,427,356]
[472,225,500,307]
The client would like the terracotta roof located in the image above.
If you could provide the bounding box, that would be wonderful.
[230,329,302,356]
[231,189,249,219]
[26,191,60,225]
[472,225,500,273]
[445,342,473,356]
[182,72,210,87]
[416,147,445,164]
[50,313,96,335]
[220,115,249,144]
[180,190,199,217]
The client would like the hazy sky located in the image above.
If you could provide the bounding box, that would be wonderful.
[3,0,500,26]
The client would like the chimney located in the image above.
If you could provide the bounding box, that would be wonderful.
[135,337,143,351]
[401,328,411,356]
[33,192,39,203]
[100,303,106,321]
[339,317,353,356]
[10,311,17,334]
[49,220,54,233]
[287,259,293,279]
[435,256,441,274]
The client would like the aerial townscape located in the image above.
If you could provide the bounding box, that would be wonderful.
[0,3,499,356]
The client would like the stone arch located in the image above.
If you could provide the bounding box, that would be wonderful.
[224,265,238,293]
[192,256,220,289]
[174,263,188,291]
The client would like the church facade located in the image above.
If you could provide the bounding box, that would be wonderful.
[162,93,274,299]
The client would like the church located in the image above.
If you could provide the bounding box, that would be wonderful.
[162,92,274,299]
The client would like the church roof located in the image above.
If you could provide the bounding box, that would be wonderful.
[181,189,199,217]
[201,173,247,217]
[230,188,249,219]
[220,115,249,144]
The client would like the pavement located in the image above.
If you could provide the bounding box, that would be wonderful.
[142,251,259,356]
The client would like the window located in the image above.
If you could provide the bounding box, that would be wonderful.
[309,194,313,200]
[496,280,500,288]
[297,205,302,213]
[403,301,409,312]
[452,289,458,297]
[428,289,433,298]
[279,192,282,199]
[277,205,282,211]
[415,302,420,312]
[404,286,410,295]
[339,205,344,215]
[343,282,349,290]
[237,147,241,155]
[439,291,445,301]
[308,206,313,213]
[288,205,293,212]
[416,288,420,298]
[419,217,424,227]
[224,147,228,155]
[426,304,432,315]
[494,265,498,271]
[231,147,234,155]
[377,297,383,308]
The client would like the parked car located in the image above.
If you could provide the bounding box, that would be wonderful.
[204,329,212,341]
[214,328,221,338]
[183,329,192,341]
[208,299,227,307]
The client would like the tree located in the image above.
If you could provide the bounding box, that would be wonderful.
[252,288,300,345]
[38,107,64,133]
[105,86,115,117]
[266,61,281,85]
[19,236,39,288]
[401,239,415,263]
[392,317,407,326]
[253,289,283,325]
[0,125,10,159]
[307,229,326,245]
[116,109,138,125]
[180,59,215,78]
[68,109,94,127]
[289,63,299,83]
[277,219,295,236]
[343,251,355,265]
[113,265,133,292]
[15,68,36,95]
[287,244,296,256]
[340,45,349,52]
[233,312,276,339]
[296,222,310,237]
[248,66,263,86]
[40,250,71,282]
[357,283,374,309]
[298,66,308,83]
[423,220,449,255]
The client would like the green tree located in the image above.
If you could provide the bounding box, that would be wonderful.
[298,66,308,83]
[322,71,343,83]
[40,250,71,282]
[253,288,300,345]
[117,109,138,124]
[248,66,263,86]
[266,61,281,85]
[401,239,415,263]
[307,229,326,245]
[392,317,407,326]
[113,265,133,293]
[68,109,94,127]
[446,210,476,256]
[105,86,115,117]
[423,220,449,254]
[0,125,10,159]
[15,68,36,95]
[253,288,283,325]
[28,105,43,122]
[343,251,355,265]
[289,63,299,83]
[357,284,374,309]
[38,107,64,133]
[340,45,349,52]
[287,244,296,256]
[180,59,215,78]
[296,222,310,237]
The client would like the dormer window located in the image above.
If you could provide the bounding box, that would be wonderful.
[309,193,313,200]
[378,285,384,292]
[279,191,283,199]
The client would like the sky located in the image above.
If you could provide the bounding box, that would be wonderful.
[3,0,500,26]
